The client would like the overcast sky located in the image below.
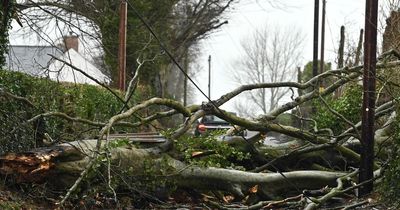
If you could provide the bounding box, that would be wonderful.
[194,0,368,112]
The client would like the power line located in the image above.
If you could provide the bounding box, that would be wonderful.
[125,1,316,199]
[126,1,211,103]
[125,1,250,144]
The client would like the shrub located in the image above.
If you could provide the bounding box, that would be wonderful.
[313,84,362,134]
[0,69,137,154]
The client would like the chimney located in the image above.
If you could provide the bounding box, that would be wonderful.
[62,34,79,52]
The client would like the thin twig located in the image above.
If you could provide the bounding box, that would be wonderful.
[27,111,135,127]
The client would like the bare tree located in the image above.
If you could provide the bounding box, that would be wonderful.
[232,24,304,116]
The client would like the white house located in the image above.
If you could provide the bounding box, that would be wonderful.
[5,35,109,85]
[47,48,109,85]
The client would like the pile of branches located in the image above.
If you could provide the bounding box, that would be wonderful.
[1,58,399,209]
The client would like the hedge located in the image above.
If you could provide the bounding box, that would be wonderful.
[0,69,138,154]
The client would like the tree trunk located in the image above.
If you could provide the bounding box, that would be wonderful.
[0,139,348,199]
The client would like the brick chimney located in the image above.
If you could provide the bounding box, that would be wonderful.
[62,35,79,52]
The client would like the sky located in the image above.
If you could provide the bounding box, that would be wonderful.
[194,0,367,112]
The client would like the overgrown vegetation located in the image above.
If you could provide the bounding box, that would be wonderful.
[99,0,176,89]
[175,132,251,169]
[0,69,137,153]
[314,84,363,134]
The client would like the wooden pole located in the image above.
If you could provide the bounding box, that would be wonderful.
[183,53,188,107]
[338,26,345,69]
[320,0,326,76]
[118,0,127,92]
[208,55,211,99]
[354,29,364,66]
[312,0,319,79]
[297,67,302,97]
[359,0,378,197]
[311,0,319,112]
[334,26,345,98]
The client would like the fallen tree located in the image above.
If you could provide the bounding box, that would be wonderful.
[1,59,400,208]
[0,139,348,199]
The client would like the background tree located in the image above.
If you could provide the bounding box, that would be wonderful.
[301,60,332,83]
[232,24,304,116]
[15,0,235,101]
[1,0,15,66]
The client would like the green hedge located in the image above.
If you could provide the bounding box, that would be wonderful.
[0,69,137,154]
[313,84,363,134]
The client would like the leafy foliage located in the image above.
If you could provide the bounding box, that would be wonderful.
[275,113,293,125]
[0,69,137,154]
[174,132,250,169]
[0,93,35,154]
[302,60,332,83]
[313,84,362,134]
[98,0,177,92]
[82,155,177,209]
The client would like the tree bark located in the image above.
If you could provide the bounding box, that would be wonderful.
[0,139,348,199]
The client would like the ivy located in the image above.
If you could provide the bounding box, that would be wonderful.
[0,0,15,66]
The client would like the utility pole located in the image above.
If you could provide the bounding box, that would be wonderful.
[311,0,320,112]
[183,52,188,107]
[359,0,378,197]
[182,52,189,122]
[118,0,127,92]
[208,55,211,99]
[312,0,319,79]
[297,67,302,97]
[320,0,326,77]
[338,26,345,69]
[335,26,345,98]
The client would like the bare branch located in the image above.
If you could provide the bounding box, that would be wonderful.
[0,88,36,108]
[27,111,135,128]
[304,170,359,210]
[60,97,191,204]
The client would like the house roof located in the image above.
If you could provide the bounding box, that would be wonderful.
[5,45,64,75]
[47,48,109,85]
[4,45,109,85]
